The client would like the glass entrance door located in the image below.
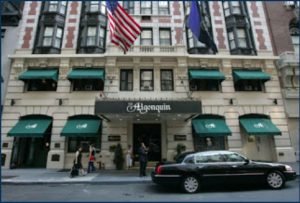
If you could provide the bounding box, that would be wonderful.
[133,124,161,162]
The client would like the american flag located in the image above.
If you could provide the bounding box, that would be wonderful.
[106,1,141,53]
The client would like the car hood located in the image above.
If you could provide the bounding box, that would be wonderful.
[250,160,285,167]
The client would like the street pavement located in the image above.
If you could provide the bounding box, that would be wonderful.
[1,162,299,185]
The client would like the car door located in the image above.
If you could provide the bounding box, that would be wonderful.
[194,153,232,185]
[223,153,266,184]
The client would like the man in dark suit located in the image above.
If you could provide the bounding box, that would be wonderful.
[139,142,148,177]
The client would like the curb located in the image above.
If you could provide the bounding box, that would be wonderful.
[1,179,152,185]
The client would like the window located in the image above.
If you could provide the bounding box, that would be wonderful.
[223,2,256,55]
[123,1,134,14]
[234,80,263,91]
[140,70,153,91]
[47,1,67,15]
[161,70,173,91]
[224,153,245,162]
[141,1,152,15]
[120,69,133,91]
[158,1,169,15]
[87,27,97,46]
[72,79,104,91]
[185,1,214,54]
[141,29,152,45]
[159,28,171,46]
[223,1,242,17]
[42,27,63,48]
[189,80,220,91]
[291,35,299,53]
[1,29,5,38]
[27,79,57,91]
[194,137,226,151]
[228,28,247,50]
[68,137,100,153]
[89,1,106,14]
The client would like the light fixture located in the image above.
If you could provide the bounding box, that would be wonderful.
[229,98,233,105]
[10,99,15,106]
[58,99,63,106]
[273,99,278,105]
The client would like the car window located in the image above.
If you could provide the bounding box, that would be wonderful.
[183,155,194,164]
[195,155,208,163]
[224,153,245,162]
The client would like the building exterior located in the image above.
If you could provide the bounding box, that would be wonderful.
[264,1,299,161]
[1,1,296,170]
[1,1,23,109]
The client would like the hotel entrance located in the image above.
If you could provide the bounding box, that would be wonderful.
[133,124,161,162]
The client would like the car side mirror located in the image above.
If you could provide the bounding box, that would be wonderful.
[244,159,250,165]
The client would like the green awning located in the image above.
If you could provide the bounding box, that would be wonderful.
[61,119,102,137]
[192,119,232,136]
[67,68,105,80]
[19,69,58,81]
[239,118,281,136]
[233,70,271,82]
[8,118,52,137]
[189,69,225,81]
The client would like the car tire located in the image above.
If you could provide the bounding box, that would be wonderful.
[181,176,200,193]
[266,171,285,189]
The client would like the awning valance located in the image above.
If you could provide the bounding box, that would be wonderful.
[19,69,58,81]
[192,118,232,136]
[189,69,225,81]
[233,70,271,82]
[61,118,102,137]
[239,118,281,136]
[8,118,52,137]
[67,68,105,80]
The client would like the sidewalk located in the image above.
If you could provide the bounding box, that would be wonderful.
[1,169,152,185]
[1,162,298,185]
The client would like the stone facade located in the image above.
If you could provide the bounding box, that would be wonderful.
[1,1,296,170]
[264,1,299,161]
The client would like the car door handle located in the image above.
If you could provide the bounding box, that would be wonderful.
[232,165,238,168]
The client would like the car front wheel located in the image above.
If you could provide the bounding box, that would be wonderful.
[181,176,199,193]
[266,171,285,189]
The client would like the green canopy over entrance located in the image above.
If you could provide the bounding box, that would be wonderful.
[67,68,105,80]
[189,69,225,81]
[61,118,102,137]
[192,118,232,136]
[19,69,58,81]
[239,118,281,136]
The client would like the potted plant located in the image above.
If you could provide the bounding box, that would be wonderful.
[113,143,124,170]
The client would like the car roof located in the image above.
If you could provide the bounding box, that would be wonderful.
[185,150,238,158]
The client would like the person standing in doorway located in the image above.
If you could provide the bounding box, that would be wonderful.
[138,142,148,177]
[126,145,133,170]
[75,146,85,176]
[87,144,96,173]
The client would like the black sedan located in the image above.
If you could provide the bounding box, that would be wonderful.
[151,151,297,193]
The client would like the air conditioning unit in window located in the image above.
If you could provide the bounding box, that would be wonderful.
[190,85,197,91]
[84,85,93,91]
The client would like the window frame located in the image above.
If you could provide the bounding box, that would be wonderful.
[42,26,63,48]
[159,28,172,46]
[120,69,134,91]
[189,79,221,91]
[140,1,152,15]
[140,69,154,91]
[72,79,104,92]
[140,28,153,46]
[158,1,169,15]
[89,1,106,14]
[67,136,101,153]
[160,69,173,91]
[45,1,67,15]
[123,1,134,14]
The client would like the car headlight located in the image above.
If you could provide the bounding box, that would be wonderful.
[285,165,293,171]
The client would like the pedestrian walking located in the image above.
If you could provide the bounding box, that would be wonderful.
[126,145,133,169]
[75,146,85,176]
[87,144,96,173]
[138,142,148,177]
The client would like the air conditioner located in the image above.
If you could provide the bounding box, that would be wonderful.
[84,85,93,90]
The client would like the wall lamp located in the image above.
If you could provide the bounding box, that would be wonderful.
[229,98,233,105]
[10,99,15,106]
[273,99,278,105]
[58,99,63,106]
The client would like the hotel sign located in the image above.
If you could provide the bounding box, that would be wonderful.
[95,100,202,114]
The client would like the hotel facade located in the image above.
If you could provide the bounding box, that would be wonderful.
[1,1,296,170]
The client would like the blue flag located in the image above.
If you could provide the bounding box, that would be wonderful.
[187,1,218,53]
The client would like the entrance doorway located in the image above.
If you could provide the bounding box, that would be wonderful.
[11,135,50,168]
[133,124,161,162]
